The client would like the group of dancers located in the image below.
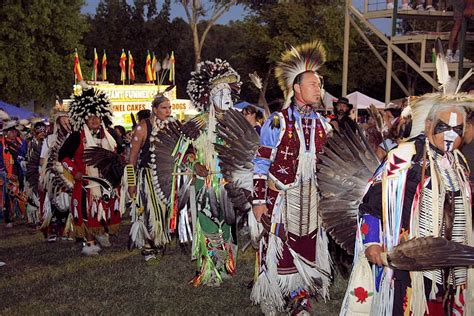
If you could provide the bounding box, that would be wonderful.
[3,39,474,315]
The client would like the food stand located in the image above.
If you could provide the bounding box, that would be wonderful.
[65,83,197,130]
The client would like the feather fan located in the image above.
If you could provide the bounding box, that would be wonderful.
[151,120,183,204]
[25,140,43,193]
[181,113,208,141]
[385,237,474,271]
[368,104,384,133]
[214,108,260,213]
[83,147,125,188]
[317,127,379,255]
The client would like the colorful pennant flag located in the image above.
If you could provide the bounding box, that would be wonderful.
[73,49,83,81]
[119,49,127,82]
[101,50,107,81]
[128,51,135,81]
[92,48,99,81]
[151,53,157,81]
[169,51,175,84]
[145,51,153,82]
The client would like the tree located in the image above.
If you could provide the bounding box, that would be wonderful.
[178,0,239,67]
[84,0,183,85]
[167,18,194,98]
[0,1,87,110]
[83,0,133,84]
[228,1,387,107]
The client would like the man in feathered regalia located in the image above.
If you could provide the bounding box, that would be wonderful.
[250,41,333,314]
[24,121,46,230]
[336,46,474,315]
[39,105,72,241]
[58,87,120,256]
[126,93,173,262]
[161,59,241,286]
[356,101,474,315]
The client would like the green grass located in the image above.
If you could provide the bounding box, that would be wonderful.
[0,221,346,315]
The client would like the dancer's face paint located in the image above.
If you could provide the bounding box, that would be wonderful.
[431,111,464,152]
[211,83,233,110]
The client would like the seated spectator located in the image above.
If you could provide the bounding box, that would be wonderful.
[330,97,358,133]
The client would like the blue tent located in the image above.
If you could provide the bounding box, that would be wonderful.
[0,101,40,120]
[234,101,264,112]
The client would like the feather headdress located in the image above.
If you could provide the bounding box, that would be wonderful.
[152,84,175,108]
[401,38,474,138]
[275,40,326,107]
[68,87,113,132]
[186,58,241,112]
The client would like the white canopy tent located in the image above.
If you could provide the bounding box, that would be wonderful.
[346,91,385,109]
[322,91,385,110]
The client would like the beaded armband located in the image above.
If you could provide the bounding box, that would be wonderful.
[125,164,136,186]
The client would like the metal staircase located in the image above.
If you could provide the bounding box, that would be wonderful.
[342,0,473,103]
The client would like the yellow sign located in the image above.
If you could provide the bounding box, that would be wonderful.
[172,102,187,111]
[111,103,147,112]
[66,83,197,130]
[93,83,177,101]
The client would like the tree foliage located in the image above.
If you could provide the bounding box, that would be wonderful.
[0,1,390,110]
[177,0,239,67]
[0,1,87,108]
[221,2,387,105]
